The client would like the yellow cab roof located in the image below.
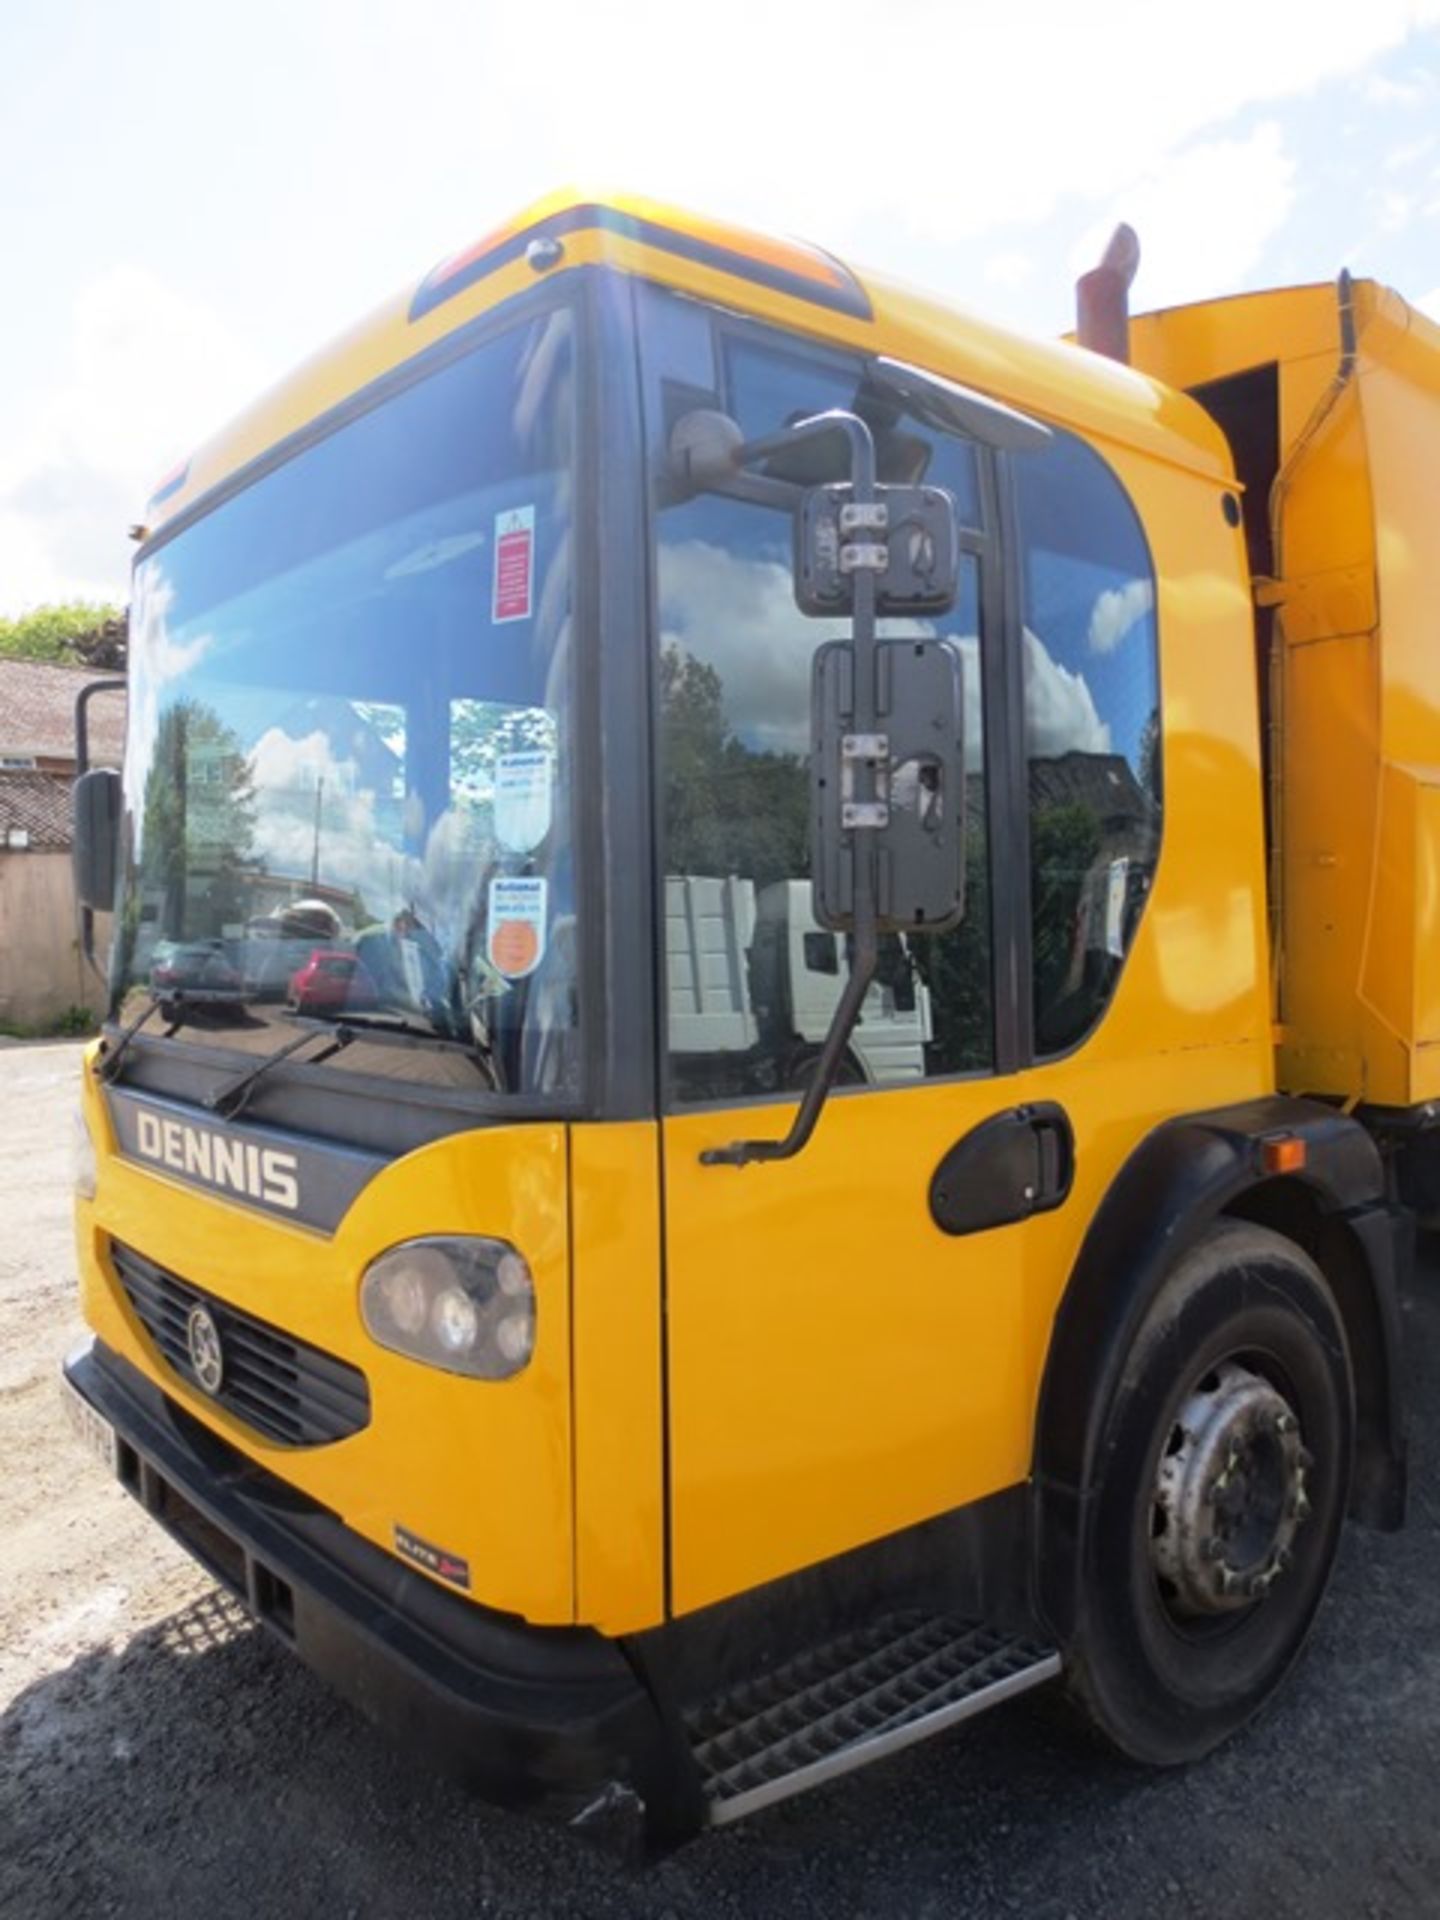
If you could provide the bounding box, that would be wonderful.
[142,189,1238,540]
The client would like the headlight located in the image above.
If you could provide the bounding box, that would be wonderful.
[73,1106,97,1201]
[360,1237,535,1379]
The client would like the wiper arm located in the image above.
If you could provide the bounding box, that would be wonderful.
[96,994,188,1086]
[284,1010,480,1054]
[206,1024,353,1122]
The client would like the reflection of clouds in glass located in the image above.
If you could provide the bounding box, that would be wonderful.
[1087,578,1153,655]
[513,310,572,450]
[246,723,491,956]
[125,563,215,836]
[1025,628,1111,757]
[248,725,397,913]
[660,537,999,764]
[659,539,814,755]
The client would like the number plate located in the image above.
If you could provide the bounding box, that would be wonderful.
[61,1375,119,1476]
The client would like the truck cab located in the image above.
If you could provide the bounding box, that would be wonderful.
[65,193,1410,1848]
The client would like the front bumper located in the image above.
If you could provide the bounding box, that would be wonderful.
[63,1340,700,1850]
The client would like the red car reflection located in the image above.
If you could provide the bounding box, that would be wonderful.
[287,949,379,1015]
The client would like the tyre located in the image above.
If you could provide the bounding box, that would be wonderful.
[1067,1219,1353,1765]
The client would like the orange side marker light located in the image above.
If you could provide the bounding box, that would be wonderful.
[1260,1134,1308,1176]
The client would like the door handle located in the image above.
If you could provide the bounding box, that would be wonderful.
[929,1103,1075,1237]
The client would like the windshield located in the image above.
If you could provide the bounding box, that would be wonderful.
[112,306,581,1100]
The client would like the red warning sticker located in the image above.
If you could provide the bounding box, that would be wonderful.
[492,505,535,623]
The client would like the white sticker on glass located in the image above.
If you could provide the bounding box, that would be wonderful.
[493,750,553,853]
[487,876,548,980]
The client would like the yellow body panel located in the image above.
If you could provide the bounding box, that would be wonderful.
[78,1066,577,1623]
[569,1123,666,1633]
[1132,280,1440,1108]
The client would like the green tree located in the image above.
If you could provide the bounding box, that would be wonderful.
[0,601,125,665]
[140,701,256,936]
[1030,799,1104,1044]
[659,644,809,886]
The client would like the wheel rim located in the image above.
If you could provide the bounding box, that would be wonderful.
[1149,1360,1313,1618]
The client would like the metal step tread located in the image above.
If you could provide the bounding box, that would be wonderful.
[686,1610,1059,1823]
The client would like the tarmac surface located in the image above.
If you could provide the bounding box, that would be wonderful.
[3,1038,1438,1917]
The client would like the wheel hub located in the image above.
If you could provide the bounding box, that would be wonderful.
[1150,1361,1312,1615]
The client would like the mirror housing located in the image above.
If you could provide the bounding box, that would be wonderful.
[73,767,121,912]
[795,482,959,618]
[811,637,965,934]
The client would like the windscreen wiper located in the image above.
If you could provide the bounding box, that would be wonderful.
[205,1024,353,1122]
[284,1009,502,1087]
[284,1010,479,1053]
[95,994,189,1086]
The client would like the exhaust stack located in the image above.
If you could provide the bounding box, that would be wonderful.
[1075,224,1140,364]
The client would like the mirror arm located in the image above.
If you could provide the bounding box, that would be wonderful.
[735,409,878,494]
[700,922,878,1166]
[702,410,882,1170]
[74,677,125,981]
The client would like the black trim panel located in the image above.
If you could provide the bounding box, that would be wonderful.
[65,1339,699,1847]
[410,203,874,326]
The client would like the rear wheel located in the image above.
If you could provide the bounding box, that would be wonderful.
[1068,1220,1353,1764]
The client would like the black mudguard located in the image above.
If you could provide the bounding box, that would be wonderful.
[1032,1095,1409,1643]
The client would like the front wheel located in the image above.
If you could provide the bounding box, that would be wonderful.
[1067,1220,1353,1765]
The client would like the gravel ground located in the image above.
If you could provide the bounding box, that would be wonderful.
[4,1038,1439,1917]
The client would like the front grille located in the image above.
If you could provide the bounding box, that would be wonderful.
[111,1240,371,1448]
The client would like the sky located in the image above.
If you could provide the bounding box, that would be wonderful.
[2,0,1439,617]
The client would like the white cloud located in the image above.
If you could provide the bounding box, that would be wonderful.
[1364,69,1434,106]
[1376,187,1417,232]
[1088,579,1154,655]
[983,252,1037,290]
[1025,631,1112,759]
[1072,124,1297,310]
[245,722,487,951]
[1384,133,1437,170]
[658,537,1110,767]
[658,539,819,758]
[476,0,1440,255]
[1418,286,1440,320]
[0,268,267,609]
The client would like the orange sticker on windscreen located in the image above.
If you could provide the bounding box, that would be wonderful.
[487,876,547,979]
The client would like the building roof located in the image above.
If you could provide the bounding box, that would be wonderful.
[0,770,75,850]
[0,659,126,765]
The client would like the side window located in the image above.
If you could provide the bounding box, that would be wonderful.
[651,313,995,1105]
[1015,433,1161,1055]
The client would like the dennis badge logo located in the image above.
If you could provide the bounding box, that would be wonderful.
[186,1304,225,1395]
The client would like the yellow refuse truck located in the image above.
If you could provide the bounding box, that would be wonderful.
[63,192,1433,1847]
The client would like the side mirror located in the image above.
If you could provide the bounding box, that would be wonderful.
[795,482,960,617]
[811,637,965,934]
[73,767,121,911]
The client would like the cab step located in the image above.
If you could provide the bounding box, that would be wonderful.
[686,1611,1060,1824]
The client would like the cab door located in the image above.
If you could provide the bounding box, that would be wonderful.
[644,297,1025,1615]
[642,291,1167,1617]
